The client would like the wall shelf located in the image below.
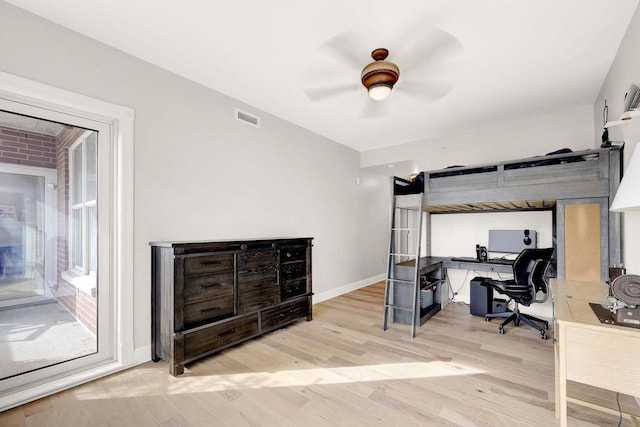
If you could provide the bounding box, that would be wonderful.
[605,109,640,128]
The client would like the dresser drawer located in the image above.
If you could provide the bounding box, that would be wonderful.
[183,314,259,360]
[183,272,234,302]
[239,287,280,313]
[280,246,307,262]
[261,299,309,331]
[280,261,306,281]
[184,254,234,277]
[238,250,277,273]
[281,278,307,300]
[183,294,235,329]
[238,269,277,291]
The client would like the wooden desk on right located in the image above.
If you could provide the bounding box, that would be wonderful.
[550,278,640,426]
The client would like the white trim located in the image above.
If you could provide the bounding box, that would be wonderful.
[135,344,152,363]
[312,273,385,304]
[1,359,143,412]
[0,71,135,409]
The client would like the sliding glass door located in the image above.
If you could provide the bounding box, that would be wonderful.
[0,167,51,305]
[0,109,105,388]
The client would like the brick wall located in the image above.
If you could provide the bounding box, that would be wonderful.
[56,281,97,336]
[0,126,56,168]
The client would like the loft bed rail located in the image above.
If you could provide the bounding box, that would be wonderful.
[427,148,602,179]
[422,147,621,210]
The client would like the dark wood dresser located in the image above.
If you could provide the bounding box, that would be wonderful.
[151,238,313,375]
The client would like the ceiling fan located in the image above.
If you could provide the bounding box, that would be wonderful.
[304,28,463,116]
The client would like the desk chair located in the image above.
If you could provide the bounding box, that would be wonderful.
[480,248,554,339]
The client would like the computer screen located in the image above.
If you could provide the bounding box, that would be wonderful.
[488,229,537,254]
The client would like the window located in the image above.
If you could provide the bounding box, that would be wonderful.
[69,131,98,275]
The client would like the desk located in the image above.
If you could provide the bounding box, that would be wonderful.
[391,257,513,325]
[414,256,513,275]
[551,279,640,426]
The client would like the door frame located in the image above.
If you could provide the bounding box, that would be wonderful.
[0,71,136,410]
[0,163,57,308]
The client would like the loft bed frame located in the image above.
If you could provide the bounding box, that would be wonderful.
[393,146,623,282]
[396,147,620,211]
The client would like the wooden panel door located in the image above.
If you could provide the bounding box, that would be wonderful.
[565,203,600,282]
[556,198,609,282]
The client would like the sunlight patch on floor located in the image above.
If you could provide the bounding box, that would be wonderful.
[73,361,486,399]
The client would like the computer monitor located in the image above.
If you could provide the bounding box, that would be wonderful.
[488,229,537,254]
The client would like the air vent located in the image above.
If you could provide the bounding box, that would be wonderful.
[235,108,260,128]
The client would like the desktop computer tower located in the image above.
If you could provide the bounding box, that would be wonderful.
[470,277,493,316]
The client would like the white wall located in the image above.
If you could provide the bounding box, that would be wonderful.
[595,4,640,275]
[361,104,596,173]
[0,2,388,355]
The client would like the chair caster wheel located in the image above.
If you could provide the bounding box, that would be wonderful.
[498,326,505,334]
[544,322,549,330]
[484,316,490,322]
[514,320,520,327]
[539,331,546,340]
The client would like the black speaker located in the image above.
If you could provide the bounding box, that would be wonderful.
[492,298,508,314]
[470,277,492,316]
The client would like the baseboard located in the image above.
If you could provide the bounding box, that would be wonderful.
[313,274,385,304]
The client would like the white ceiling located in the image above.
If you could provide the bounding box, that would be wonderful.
[0,111,65,136]
[6,0,639,152]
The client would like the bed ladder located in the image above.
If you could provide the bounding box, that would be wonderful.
[382,177,426,338]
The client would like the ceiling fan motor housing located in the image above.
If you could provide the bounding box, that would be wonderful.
[361,48,400,91]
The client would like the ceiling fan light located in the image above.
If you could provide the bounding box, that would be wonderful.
[361,48,399,102]
[368,84,392,101]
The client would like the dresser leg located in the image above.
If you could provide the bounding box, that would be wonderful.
[171,364,184,376]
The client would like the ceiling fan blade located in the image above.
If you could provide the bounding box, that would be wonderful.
[359,98,391,119]
[399,27,463,72]
[304,83,361,102]
[318,31,368,70]
[398,79,455,101]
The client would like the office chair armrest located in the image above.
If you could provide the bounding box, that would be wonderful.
[480,278,515,291]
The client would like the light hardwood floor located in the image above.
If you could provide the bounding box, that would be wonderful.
[1,281,638,426]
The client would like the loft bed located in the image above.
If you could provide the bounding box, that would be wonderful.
[386,146,622,332]
[392,146,623,284]
[395,147,622,213]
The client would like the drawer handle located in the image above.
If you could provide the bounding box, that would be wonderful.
[216,328,236,339]
[200,307,222,315]
[200,283,222,289]
[200,260,221,266]
[278,309,295,317]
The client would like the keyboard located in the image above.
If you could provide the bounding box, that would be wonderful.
[450,256,481,263]
[486,258,514,265]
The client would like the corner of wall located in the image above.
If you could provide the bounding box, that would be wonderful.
[313,274,385,304]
